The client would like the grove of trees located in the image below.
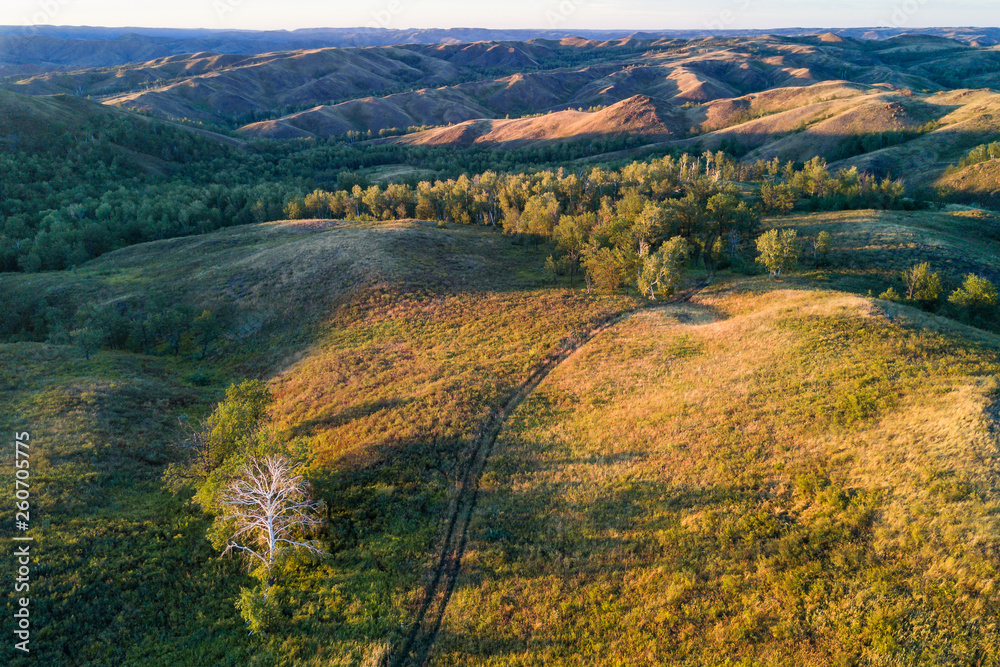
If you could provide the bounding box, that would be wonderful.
[280,153,912,296]
[1,100,919,276]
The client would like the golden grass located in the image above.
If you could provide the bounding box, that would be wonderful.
[431,282,1000,665]
[259,259,633,663]
[394,96,677,148]
[10,211,1000,664]
[836,88,1000,183]
[937,158,1000,207]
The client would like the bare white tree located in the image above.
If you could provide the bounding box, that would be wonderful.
[219,454,326,591]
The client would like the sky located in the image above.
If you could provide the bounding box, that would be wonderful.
[1,0,994,32]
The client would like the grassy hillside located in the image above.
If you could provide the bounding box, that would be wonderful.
[9,39,653,128]
[762,208,1000,297]
[432,282,1000,665]
[5,36,1000,665]
[0,219,634,665]
[386,95,679,148]
[227,34,1000,163]
[5,205,1000,665]
[0,89,117,144]
[7,35,1000,195]
[938,159,1000,208]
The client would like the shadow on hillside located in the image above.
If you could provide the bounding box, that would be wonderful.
[650,299,727,326]
[286,397,414,439]
[578,126,999,182]
[829,244,1000,279]
[422,468,788,660]
[466,457,777,572]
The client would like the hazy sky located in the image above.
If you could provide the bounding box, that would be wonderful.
[2,0,993,32]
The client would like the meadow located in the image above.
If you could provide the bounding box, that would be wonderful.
[433,281,1000,665]
[6,135,1000,666]
[7,196,1000,664]
[9,22,1000,665]
[0,219,634,665]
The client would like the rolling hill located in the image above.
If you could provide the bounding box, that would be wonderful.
[383,95,680,147]
[7,205,1000,663]
[6,39,645,124]
[9,17,1000,666]
[0,88,115,139]
[937,158,1000,207]
[4,25,1000,78]
[5,31,1000,190]
[432,283,1000,665]
[0,218,634,664]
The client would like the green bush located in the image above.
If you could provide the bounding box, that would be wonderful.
[949,274,998,311]
[902,262,942,304]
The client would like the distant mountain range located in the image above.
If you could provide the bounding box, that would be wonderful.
[1,25,1000,77]
[4,26,1000,195]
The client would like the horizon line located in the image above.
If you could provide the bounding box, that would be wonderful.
[4,24,999,32]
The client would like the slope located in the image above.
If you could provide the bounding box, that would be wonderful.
[386,95,681,148]
[229,36,1000,190]
[833,88,1000,183]
[0,88,117,142]
[938,159,1000,207]
[0,218,635,665]
[0,87,243,154]
[431,279,1000,665]
[24,46,468,124]
[4,26,1000,80]
[9,39,649,127]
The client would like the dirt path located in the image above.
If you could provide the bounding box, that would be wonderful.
[393,283,707,667]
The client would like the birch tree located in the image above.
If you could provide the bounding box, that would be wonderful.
[638,236,690,300]
[217,455,325,579]
[756,228,800,278]
[215,454,326,632]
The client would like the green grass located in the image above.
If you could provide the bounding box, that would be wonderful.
[764,208,1000,298]
[8,209,1000,665]
[0,343,250,664]
[0,219,634,665]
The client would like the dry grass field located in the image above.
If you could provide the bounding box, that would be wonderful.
[9,23,1000,667]
[938,159,1000,208]
[432,283,1000,665]
[6,207,1000,663]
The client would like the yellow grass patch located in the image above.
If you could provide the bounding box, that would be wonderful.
[433,284,1000,665]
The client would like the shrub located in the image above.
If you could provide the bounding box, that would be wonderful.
[878,287,902,302]
[949,274,998,312]
[812,230,832,266]
[901,262,942,304]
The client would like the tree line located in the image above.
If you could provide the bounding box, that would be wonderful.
[282,152,912,295]
[0,143,927,358]
[0,112,684,273]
